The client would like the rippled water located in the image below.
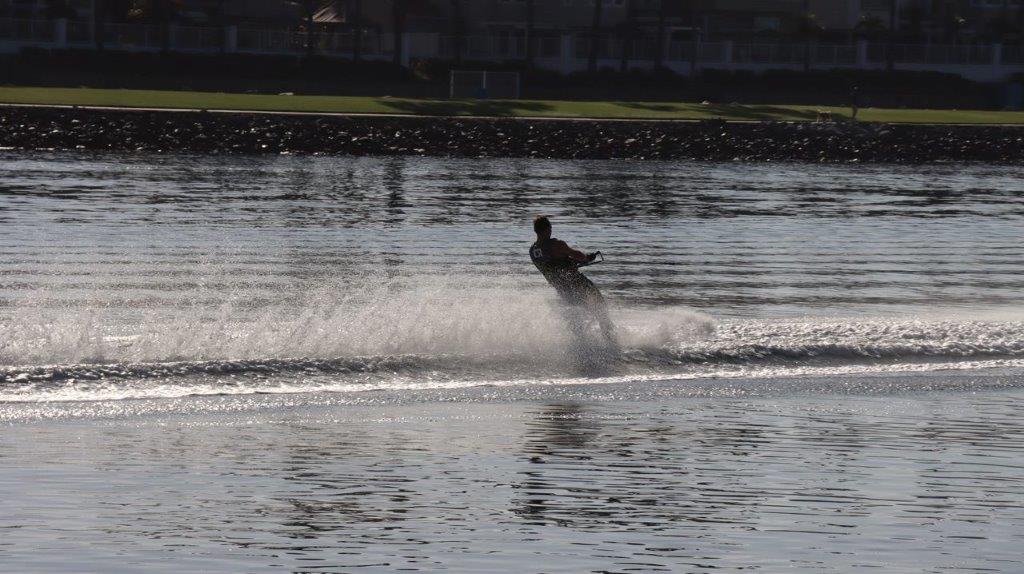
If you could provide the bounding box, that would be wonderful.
[3,389,1023,573]
[1,151,1024,571]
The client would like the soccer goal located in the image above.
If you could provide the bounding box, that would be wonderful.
[449,70,521,99]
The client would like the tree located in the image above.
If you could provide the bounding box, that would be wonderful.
[388,0,436,68]
[652,0,667,69]
[794,4,822,72]
[587,0,604,73]
[902,1,925,42]
[887,0,898,71]
[686,0,701,78]
[945,13,967,44]
[856,14,885,39]
[650,1,695,71]
[302,0,316,57]
[218,0,227,54]
[618,0,635,72]
[44,0,77,19]
[351,0,362,60]
[524,0,535,67]
[993,0,1022,43]
[93,0,105,50]
[392,0,404,66]
[450,0,464,64]
[125,0,174,52]
[157,0,171,53]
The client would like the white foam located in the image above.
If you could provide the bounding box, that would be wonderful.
[0,272,711,366]
[4,273,1024,404]
[4,357,1024,404]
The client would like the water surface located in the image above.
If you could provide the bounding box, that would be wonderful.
[1,152,1023,572]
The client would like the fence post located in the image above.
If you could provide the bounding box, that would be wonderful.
[225,25,237,53]
[723,40,733,67]
[857,39,868,67]
[54,18,67,47]
[993,43,1002,67]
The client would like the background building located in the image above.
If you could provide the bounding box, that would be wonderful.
[2,0,1024,81]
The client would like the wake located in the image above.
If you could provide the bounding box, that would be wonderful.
[3,274,1024,402]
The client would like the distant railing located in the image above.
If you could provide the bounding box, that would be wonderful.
[440,35,525,60]
[438,34,564,60]
[0,18,54,42]
[66,20,92,44]
[574,36,613,60]
[814,44,857,65]
[669,41,727,63]
[236,28,389,57]
[868,43,993,65]
[237,27,305,53]
[734,43,797,64]
[1002,44,1024,64]
[174,25,222,51]
[101,23,163,49]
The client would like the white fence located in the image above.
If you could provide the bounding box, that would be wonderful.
[2,18,1023,81]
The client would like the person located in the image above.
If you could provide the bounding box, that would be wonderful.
[529,215,616,345]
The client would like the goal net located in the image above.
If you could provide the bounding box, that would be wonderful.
[449,70,521,99]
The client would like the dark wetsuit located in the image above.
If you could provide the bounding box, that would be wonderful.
[530,237,597,306]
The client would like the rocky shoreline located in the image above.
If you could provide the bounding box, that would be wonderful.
[2,105,1023,162]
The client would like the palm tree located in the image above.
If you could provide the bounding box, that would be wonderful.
[450,0,464,65]
[524,0,535,67]
[903,2,924,42]
[887,0,898,71]
[587,0,604,73]
[284,0,324,57]
[93,0,105,50]
[293,0,317,57]
[351,0,362,60]
[392,0,403,66]
[155,0,171,53]
[687,0,699,77]
[44,0,76,20]
[390,0,436,68]
[652,0,667,68]
[801,0,810,72]
[218,0,227,54]
[795,0,822,72]
[618,0,634,72]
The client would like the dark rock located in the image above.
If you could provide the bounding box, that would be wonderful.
[1,106,1023,163]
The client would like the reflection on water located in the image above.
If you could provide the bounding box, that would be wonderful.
[2,152,1024,315]
[1,392,1022,572]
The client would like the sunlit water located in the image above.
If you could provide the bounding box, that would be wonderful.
[1,151,1024,572]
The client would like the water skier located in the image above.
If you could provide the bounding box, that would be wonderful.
[529,215,617,346]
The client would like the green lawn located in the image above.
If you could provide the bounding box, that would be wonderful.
[2,86,1024,124]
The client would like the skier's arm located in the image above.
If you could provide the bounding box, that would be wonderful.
[550,240,588,263]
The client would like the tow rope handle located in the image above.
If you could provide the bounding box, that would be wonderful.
[575,251,603,268]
